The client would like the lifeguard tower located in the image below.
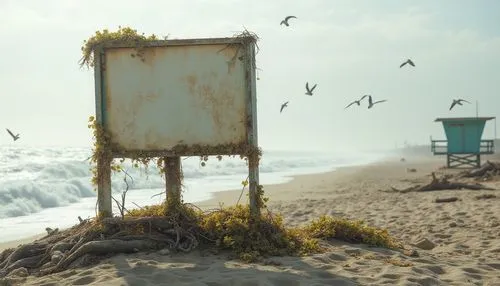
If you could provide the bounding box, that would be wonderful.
[431,117,495,168]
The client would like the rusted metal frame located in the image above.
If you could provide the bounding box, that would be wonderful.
[100,37,254,49]
[95,36,258,218]
[94,47,113,218]
[244,41,260,218]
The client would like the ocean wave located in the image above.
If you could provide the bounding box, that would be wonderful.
[0,146,385,218]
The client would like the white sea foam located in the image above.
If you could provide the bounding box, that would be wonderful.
[0,146,388,242]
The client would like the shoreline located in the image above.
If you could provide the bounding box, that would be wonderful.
[195,154,442,210]
[0,155,392,250]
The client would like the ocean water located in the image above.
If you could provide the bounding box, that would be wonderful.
[0,146,388,243]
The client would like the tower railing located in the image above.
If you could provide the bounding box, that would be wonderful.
[431,139,495,155]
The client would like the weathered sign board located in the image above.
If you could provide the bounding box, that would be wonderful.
[93,36,260,218]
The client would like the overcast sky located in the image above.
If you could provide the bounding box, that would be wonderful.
[0,0,499,153]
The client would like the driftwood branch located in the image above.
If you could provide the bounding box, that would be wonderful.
[112,169,134,219]
[0,213,201,278]
[434,197,460,203]
[460,161,500,180]
[389,172,495,193]
[475,194,497,200]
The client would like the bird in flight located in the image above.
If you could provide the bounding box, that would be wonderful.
[400,59,415,68]
[305,82,317,96]
[367,95,387,109]
[345,95,369,109]
[280,101,289,113]
[449,99,471,110]
[280,16,297,27]
[6,128,20,141]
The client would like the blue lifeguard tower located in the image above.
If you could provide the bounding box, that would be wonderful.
[431,117,495,168]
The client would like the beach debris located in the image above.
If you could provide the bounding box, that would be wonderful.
[263,259,283,266]
[49,250,64,264]
[45,228,59,236]
[280,16,297,26]
[434,197,460,203]
[400,58,415,68]
[459,160,500,181]
[367,95,387,109]
[406,168,417,173]
[402,248,419,257]
[158,248,170,256]
[0,203,403,278]
[5,128,20,141]
[344,95,369,109]
[449,99,471,110]
[475,194,497,200]
[8,267,28,278]
[384,257,414,267]
[344,247,362,257]
[386,172,495,193]
[7,216,200,277]
[1,267,29,285]
[280,101,289,113]
[77,216,90,225]
[411,238,436,250]
[305,82,317,96]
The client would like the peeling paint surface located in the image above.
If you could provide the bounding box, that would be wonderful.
[102,43,249,151]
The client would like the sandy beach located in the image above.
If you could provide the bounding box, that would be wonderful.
[1,153,500,286]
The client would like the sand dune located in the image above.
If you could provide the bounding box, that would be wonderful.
[2,154,500,285]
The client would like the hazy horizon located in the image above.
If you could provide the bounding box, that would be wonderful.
[1,0,499,153]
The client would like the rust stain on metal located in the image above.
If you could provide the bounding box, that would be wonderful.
[138,91,159,102]
[227,59,237,74]
[217,44,242,74]
[140,47,157,66]
[105,87,113,113]
[144,129,158,150]
[216,43,242,59]
[183,73,244,143]
[185,75,197,95]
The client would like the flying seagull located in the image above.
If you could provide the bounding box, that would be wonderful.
[280,16,297,26]
[280,101,289,113]
[400,59,415,68]
[449,99,470,110]
[305,82,317,96]
[367,95,387,109]
[345,95,369,109]
[6,128,20,141]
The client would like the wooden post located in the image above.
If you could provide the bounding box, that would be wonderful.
[164,156,182,209]
[248,153,260,218]
[94,48,112,219]
[97,153,112,218]
[245,41,261,219]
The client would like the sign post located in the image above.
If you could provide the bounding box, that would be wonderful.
[93,36,260,218]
